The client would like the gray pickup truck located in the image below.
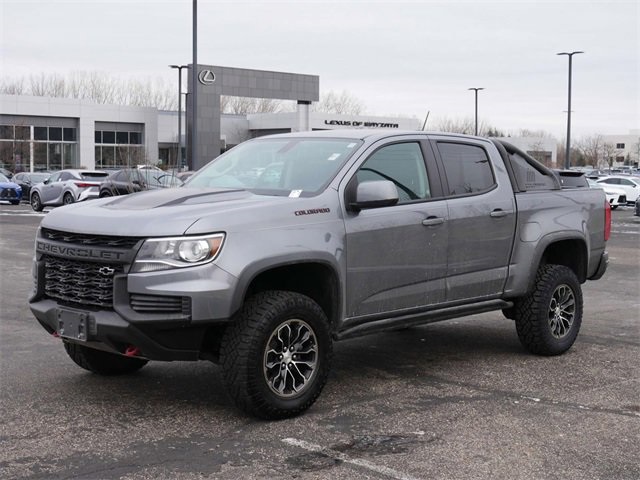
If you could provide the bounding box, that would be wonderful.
[30,130,610,419]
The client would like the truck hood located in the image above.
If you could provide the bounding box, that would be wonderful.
[40,187,297,236]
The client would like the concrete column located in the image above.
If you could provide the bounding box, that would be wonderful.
[295,101,311,132]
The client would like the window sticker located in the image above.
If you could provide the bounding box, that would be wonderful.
[327,153,341,161]
[289,190,303,198]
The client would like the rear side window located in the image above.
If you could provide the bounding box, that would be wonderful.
[437,142,495,196]
[507,151,556,191]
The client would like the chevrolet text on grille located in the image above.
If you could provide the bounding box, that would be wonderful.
[37,242,126,261]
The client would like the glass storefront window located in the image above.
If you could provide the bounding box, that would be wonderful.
[116,131,128,144]
[15,126,30,140]
[48,143,63,169]
[102,131,115,144]
[63,144,77,169]
[49,127,62,141]
[129,132,141,144]
[95,131,102,143]
[102,145,115,167]
[0,125,14,139]
[63,128,77,142]
[34,143,47,170]
[34,127,48,141]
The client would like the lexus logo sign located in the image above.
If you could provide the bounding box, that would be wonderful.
[198,69,216,85]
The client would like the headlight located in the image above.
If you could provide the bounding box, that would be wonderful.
[131,233,225,273]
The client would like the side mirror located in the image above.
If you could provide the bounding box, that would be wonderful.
[349,180,399,211]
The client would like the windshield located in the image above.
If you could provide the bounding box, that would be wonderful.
[0,173,9,183]
[31,173,50,183]
[186,137,362,196]
[81,172,109,180]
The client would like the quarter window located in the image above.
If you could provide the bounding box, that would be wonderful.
[437,143,495,196]
[356,142,430,203]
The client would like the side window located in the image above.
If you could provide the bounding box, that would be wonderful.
[356,142,430,203]
[114,171,128,182]
[59,172,73,182]
[437,143,495,196]
[48,172,61,183]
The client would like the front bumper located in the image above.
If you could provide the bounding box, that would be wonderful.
[30,259,240,361]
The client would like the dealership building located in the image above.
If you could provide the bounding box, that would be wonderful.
[0,64,575,173]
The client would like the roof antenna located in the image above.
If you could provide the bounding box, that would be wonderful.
[421,111,430,131]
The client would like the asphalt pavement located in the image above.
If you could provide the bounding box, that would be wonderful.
[1,202,638,480]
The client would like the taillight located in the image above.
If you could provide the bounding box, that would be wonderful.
[74,182,94,188]
[604,200,611,241]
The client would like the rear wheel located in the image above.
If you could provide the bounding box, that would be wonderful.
[63,342,148,375]
[31,192,43,212]
[62,192,74,205]
[513,264,583,356]
[220,291,332,419]
[100,190,112,198]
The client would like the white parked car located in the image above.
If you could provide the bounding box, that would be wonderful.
[587,179,627,209]
[30,169,108,212]
[595,176,640,205]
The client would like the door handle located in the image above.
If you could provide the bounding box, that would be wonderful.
[490,209,509,218]
[422,216,445,226]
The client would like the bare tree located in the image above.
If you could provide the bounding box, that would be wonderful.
[0,77,25,95]
[577,135,605,168]
[1,71,177,109]
[313,90,366,115]
[433,116,504,137]
[601,142,623,168]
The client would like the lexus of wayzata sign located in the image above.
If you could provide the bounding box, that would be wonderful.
[198,70,216,85]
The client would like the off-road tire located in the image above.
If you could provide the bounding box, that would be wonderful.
[63,341,148,375]
[513,264,583,356]
[31,192,43,212]
[62,192,74,205]
[220,291,332,419]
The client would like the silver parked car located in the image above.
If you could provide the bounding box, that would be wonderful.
[30,169,109,212]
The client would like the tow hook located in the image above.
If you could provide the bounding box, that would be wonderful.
[125,346,141,357]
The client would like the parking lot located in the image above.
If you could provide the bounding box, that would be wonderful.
[1,202,638,480]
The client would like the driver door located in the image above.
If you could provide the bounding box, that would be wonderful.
[343,139,448,319]
[40,171,62,204]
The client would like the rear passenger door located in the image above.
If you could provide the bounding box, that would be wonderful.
[343,138,448,319]
[430,138,516,301]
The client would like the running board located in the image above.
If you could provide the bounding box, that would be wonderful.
[335,299,513,341]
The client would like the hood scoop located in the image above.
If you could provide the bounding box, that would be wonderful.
[101,188,249,210]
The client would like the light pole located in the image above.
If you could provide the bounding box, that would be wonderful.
[191,0,198,171]
[557,51,584,169]
[468,87,484,136]
[169,64,188,170]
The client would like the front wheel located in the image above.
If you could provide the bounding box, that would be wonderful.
[31,192,43,212]
[513,264,583,356]
[220,291,333,419]
[63,342,148,375]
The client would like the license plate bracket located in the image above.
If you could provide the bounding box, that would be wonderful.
[57,309,89,341]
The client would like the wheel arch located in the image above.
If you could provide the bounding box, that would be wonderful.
[233,258,341,332]
[530,237,588,290]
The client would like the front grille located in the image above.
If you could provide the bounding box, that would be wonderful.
[1,188,18,199]
[44,255,123,308]
[41,228,141,250]
[130,294,191,315]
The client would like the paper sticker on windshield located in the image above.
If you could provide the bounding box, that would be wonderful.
[327,153,341,161]
[347,143,357,148]
[289,190,302,198]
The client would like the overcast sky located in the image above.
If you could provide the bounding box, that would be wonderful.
[1,0,638,138]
